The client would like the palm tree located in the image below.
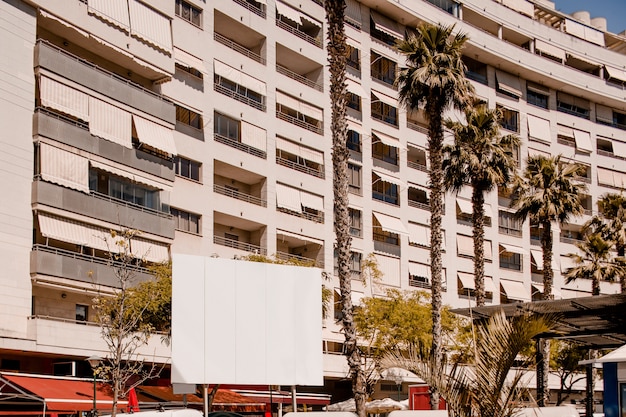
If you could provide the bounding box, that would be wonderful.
[443,105,519,306]
[510,154,586,406]
[381,310,557,417]
[396,23,473,409]
[597,193,626,292]
[565,232,626,295]
[324,1,366,416]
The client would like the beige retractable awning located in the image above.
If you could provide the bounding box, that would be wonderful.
[527,114,551,143]
[373,212,408,235]
[500,243,527,255]
[132,115,177,155]
[129,0,172,51]
[501,280,531,302]
[370,11,403,39]
[495,70,522,97]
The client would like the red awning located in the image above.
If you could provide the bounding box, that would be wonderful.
[135,386,267,412]
[0,373,127,413]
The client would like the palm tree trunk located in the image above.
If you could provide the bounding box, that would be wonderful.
[325,2,366,416]
[617,243,626,293]
[427,99,444,411]
[471,185,486,307]
[538,221,553,406]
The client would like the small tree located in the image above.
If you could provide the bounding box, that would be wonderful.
[92,229,167,416]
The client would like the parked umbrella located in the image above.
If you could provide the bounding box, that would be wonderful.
[127,387,140,413]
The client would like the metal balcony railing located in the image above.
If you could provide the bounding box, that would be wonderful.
[276,156,325,179]
[276,111,323,135]
[214,32,265,64]
[213,184,267,207]
[214,133,267,159]
[407,160,428,172]
[32,244,154,273]
[232,0,266,18]
[277,207,324,223]
[214,83,266,111]
[276,64,323,91]
[213,235,267,255]
[276,251,324,268]
[275,19,322,48]
[408,200,430,211]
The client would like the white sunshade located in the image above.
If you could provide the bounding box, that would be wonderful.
[300,146,324,165]
[595,344,626,363]
[131,238,169,263]
[87,0,130,29]
[531,282,562,299]
[371,90,397,108]
[560,255,577,274]
[500,280,531,302]
[527,114,551,143]
[605,66,626,83]
[596,105,614,124]
[89,160,172,192]
[39,75,89,121]
[373,170,401,187]
[89,97,132,148]
[345,0,362,25]
[407,223,429,246]
[456,234,473,257]
[373,212,408,235]
[573,129,593,153]
[459,272,496,292]
[500,243,527,255]
[534,39,565,61]
[584,26,605,46]
[370,11,403,39]
[38,212,119,252]
[375,254,401,286]
[564,18,586,39]
[346,78,366,97]
[557,124,574,139]
[597,168,615,187]
[132,115,177,155]
[502,0,534,17]
[276,1,304,25]
[408,262,429,278]
[214,60,267,96]
[299,190,324,211]
[567,53,601,68]
[39,142,90,193]
[612,140,626,156]
[456,198,473,215]
[241,121,267,152]
[372,130,400,148]
[276,137,301,155]
[276,229,323,246]
[129,0,172,51]
[495,70,522,98]
[275,183,302,212]
[531,249,559,271]
[276,137,323,164]
[276,91,322,121]
[174,47,207,73]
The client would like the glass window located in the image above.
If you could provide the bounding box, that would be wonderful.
[75,305,88,322]
[497,105,519,132]
[176,105,203,129]
[347,130,361,153]
[214,112,240,141]
[175,0,202,26]
[174,156,201,182]
[171,207,201,234]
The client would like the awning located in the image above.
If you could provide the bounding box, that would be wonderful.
[89,160,172,192]
[407,223,429,246]
[457,272,496,293]
[214,60,267,96]
[129,0,172,52]
[132,115,176,155]
[456,198,473,215]
[241,121,267,152]
[275,1,319,27]
[345,0,362,26]
[534,39,565,61]
[597,168,615,187]
[567,52,601,68]
[373,212,408,235]
[612,140,626,156]
[408,262,429,278]
[502,0,534,17]
[276,230,323,246]
[174,47,207,73]
[531,282,562,299]
[130,238,170,263]
[370,11,403,39]
[135,386,267,412]
[374,254,400,286]
[560,255,578,274]
[299,190,324,211]
[527,114,551,143]
[500,280,531,302]
[593,344,626,363]
[89,97,132,148]
[276,91,322,120]
[372,169,401,187]
[87,0,130,30]
[564,19,586,39]
[372,130,400,148]
[371,90,397,108]
[573,129,593,153]
[456,234,473,257]
[500,243,527,255]
[275,183,302,212]
[346,78,366,97]
[39,75,89,121]
[0,373,126,412]
[596,105,614,124]
[495,70,522,98]
[605,66,626,83]
[39,142,90,193]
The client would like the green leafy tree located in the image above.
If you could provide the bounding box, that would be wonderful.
[396,23,474,409]
[443,105,519,306]
[595,193,626,292]
[510,154,586,405]
[381,310,557,417]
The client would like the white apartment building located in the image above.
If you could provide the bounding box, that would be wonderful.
[1,0,625,399]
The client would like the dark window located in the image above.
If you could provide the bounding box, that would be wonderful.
[75,305,88,322]
[89,170,159,210]
[372,140,398,165]
[497,105,519,132]
[174,156,201,182]
[527,89,548,109]
[556,92,589,119]
[175,0,202,26]
[176,105,202,130]
[214,112,240,140]
[175,63,203,80]
[171,207,201,234]
[347,130,361,153]
[348,163,362,194]
[370,52,397,86]
[347,92,362,111]
[349,207,362,237]
[372,174,399,205]
[347,45,360,71]
[371,94,398,126]
[500,251,522,271]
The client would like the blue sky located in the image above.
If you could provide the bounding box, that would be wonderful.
[551,0,626,34]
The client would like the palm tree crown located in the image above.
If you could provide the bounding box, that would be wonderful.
[443,106,519,306]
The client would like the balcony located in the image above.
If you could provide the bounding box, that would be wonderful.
[276,110,323,135]
[276,155,325,179]
[214,11,266,64]
[232,0,266,18]
[214,184,267,207]
[213,212,267,258]
[32,180,175,239]
[30,245,155,287]
[276,230,324,268]
[35,40,173,123]
[213,235,267,255]
[214,79,267,112]
[277,207,324,224]
[277,65,323,92]
[373,240,401,257]
[214,132,267,159]
[214,33,265,65]
[275,16,322,48]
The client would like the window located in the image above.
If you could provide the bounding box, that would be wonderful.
[372,140,398,165]
[498,210,522,237]
[557,92,590,119]
[527,88,549,109]
[171,207,201,234]
[75,305,88,322]
[333,250,363,279]
[370,52,396,86]
[497,105,519,132]
[500,251,522,271]
[349,207,362,237]
[348,163,362,194]
[372,216,399,245]
[89,170,160,211]
[597,137,615,156]
[176,105,203,130]
[371,94,398,126]
[175,0,201,26]
[175,62,203,80]
[347,130,361,153]
[372,174,399,205]
[174,156,201,182]
[214,112,240,141]
[347,92,362,111]
[463,56,487,85]
[347,45,360,71]
[408,186,429,210]
[214,74,264,109]
[614,111,626,130]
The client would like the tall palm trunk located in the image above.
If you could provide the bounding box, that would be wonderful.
[471,185,486,307]
[427,99,444,410]
[617,244,626,293]
[538,220,553,406]
[325,1,366,416]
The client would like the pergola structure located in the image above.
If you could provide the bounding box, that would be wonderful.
[452,293,626,416]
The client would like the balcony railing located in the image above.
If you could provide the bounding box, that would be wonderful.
[560,236,583,245]
[276,251,324,268]
[90,190,172,218]
[372,111,398,127]
[214,133,267,159]
[276,111,323,135]
[32,244,154,273]
[407,121,428,135]
[275,19,322,48]
[277,207,324,223]
[498,226,523,237]
[407,160,428,172]
[408,200,430,211]
[276,64,323,91]
[214,184,267,207]
[213,235,267,255]
[214,83,266,111]
[214,32,265,64]
[232,0,266,18]
[276,156,325,179]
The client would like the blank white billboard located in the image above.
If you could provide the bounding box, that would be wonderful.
[171,255,324,386]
